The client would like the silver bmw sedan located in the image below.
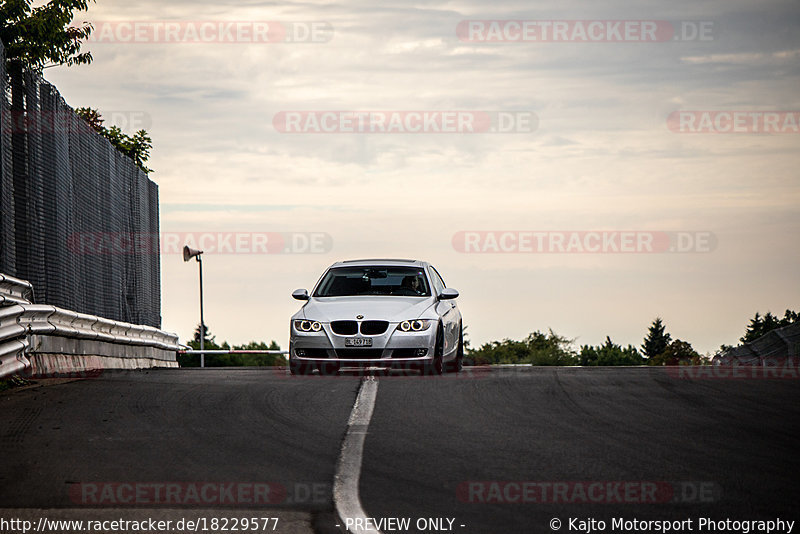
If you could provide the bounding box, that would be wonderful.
[289,259,463,375]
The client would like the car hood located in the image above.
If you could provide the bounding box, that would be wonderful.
[301,296,436,323]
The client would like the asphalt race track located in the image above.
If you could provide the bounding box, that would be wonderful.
[1,367,798,534]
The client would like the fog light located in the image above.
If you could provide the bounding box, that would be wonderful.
[295,349,306,357]
[415,348,428,356]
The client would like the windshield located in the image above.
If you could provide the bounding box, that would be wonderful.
[314,266,431,297]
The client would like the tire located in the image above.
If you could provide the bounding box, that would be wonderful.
[449,327,464,373]
[424,324,446,375]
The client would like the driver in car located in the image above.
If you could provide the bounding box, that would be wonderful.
[400,275,424,295]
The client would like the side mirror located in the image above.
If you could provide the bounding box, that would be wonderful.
[439,288,459,300]
[292,288,310,301]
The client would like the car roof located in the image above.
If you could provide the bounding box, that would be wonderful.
[330,259,427,268]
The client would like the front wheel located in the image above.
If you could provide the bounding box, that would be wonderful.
[448,327,464,373]
[424,324,445,375]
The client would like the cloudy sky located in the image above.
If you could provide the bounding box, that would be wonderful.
[45,0,800,354]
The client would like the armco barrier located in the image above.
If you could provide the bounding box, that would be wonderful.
[0,274,178,379]
[0,304,30,377]
[0,336,30,376]
[0,273,33,306]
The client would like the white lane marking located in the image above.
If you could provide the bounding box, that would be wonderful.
[334,375,382,534]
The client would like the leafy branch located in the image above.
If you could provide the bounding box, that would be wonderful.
[75,107,153,174]
[0,0,95,72]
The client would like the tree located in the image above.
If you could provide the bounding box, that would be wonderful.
[649,339,705,366]
[641,317,672,360]
[1,4,154,175]
[231,341,285,366]
[235,340,281,351]
[105,126,153,174]
[462,325,471,352]
[75,108,153,174]
[740,309,798,343]
[189,323,219,350]
[180,328,286,367]
[466,329,576,366]
[0,0,94,72]
[579,337,643,366]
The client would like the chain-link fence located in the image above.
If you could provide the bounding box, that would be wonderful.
[714,322,800,365]
[0,40,161,327]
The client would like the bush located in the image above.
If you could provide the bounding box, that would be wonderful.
[648,339,706,366]
[179,337,286,367]
[579,337,644,366]
[466,330,577,366]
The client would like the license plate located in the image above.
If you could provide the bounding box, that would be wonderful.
[345,337,373,347]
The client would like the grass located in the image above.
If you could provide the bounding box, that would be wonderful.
[0,375,31,392]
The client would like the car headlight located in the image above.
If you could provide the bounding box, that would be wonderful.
[397,319,432,332]
[294,320,322,332]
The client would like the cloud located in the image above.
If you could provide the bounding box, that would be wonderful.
[40,0,800,353]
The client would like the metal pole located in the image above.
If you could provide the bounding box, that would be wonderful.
[198,255,205,368]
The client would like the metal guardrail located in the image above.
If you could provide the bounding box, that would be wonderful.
[179,350,288,355]
[714,321,800,365]
[0,273,34,306]
[0,274,180,379]
[21,305,179,350]
[0,276,32,378]
[0,305,31,377]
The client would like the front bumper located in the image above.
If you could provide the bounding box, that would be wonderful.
[289,321,436,366]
